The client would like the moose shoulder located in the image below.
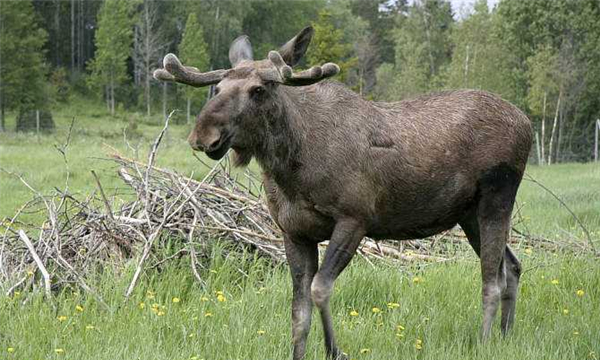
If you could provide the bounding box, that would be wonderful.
[154,26,533,360]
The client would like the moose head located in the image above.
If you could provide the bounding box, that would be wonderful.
[154,26,339,165]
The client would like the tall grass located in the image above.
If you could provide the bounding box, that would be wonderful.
[1,247,598,360]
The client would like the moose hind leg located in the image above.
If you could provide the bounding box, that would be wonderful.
[477,164,521,339]
[501,245,521,335]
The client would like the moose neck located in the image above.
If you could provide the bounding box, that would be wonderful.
[253,86,306,194]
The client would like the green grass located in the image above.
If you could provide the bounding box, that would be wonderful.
[1,251,598,360]
[1,99,600,359]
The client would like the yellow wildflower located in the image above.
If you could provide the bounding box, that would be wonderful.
[157,311,165,316]
[360,348,371,354]
[204,312,213,317]
[146,290,155,300]
[200,296,209,302]
[396,333,404,339]
[172,297,181,303]
[7,347,15,353]
[524,248,532,255]
[372,307,382,314]
[139,302,145,309]
[27,270,34,277]
[188,333,195,338]
[55,348,65,354]
[257,330,266,335]
[210,269,218,274]
[85,324,95,330]
[57,315,67,322]
[574,331,580,336]
[396,324,405,331]
[387,302,400,309]
[13,291,20,298]
[412,277,422,284]
[415,339,423,350]
[75,305,84,312]
[350,310,359,317]
[217,294,227,302]
[576,289,585,297]
[563,308,569,315]
[551,279,559,285]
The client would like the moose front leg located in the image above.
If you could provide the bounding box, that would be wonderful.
[284,235,319,360]
[311,219,365,360]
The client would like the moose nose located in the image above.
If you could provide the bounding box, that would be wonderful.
[206,138,221,152]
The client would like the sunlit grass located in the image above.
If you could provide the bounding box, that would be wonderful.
[0,248,598,360]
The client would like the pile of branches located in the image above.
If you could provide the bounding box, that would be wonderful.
[1,115,595,302]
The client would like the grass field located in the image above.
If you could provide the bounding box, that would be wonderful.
[1,101,599,359]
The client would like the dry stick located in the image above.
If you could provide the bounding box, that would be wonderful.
[91,170,114,221]
[18,230,51,298]
[523,173,597,255]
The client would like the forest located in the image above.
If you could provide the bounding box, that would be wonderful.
[1,0,600,163]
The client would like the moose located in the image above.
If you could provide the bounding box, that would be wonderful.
[154,26,533,359]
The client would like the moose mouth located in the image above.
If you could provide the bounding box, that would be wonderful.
[205,133,233,160]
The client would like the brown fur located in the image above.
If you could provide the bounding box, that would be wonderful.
[181,27,533,360]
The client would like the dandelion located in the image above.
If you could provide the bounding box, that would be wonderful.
[139,302,145,310]
[172,297,181,303]
[200,296,209,302]
[85,324,95,330]
[412,277,422,284]
[573,330,580,336]
[396,324,405,331]
[350,310,359,317]
[396,333,404,339]
[7,347,15,353]
[257,330,266,335]
[551,279,559,285]
[27,270,34,277]
[188,333,195,338]
[13,291,20,299]
[217,293,227,302]
[415,339,423,350]
[524,248,532,255]
[157,310,165,316]
[75,305,84,312]
[563,308,569,315]
[387,302,400,309]
[576,289,585,297]
[372,307,382,314]
[57,315,67,322]
[360,348,371,354]
[55,348,65,354]
[146,290,155,300]
[204,312,213,317]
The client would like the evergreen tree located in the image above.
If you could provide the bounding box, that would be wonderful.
[308,9,357,83]
[179,13,210,124]
[88,0,135,116]
[0,0,51,132]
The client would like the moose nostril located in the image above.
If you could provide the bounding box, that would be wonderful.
[207,138,221,151]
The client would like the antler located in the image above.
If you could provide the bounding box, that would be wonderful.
[264,51,340,86]
[153,53,229,88]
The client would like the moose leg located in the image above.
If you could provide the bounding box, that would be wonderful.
[284,236,319,360]
[311,219,365,360]
[461,213,521,337]
[501,246,521,335]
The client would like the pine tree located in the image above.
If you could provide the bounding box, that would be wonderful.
[308,9,357,83]
[88,0,135,116]
[0,0,50,131]
[179,13,210,124]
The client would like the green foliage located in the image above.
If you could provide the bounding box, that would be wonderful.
[0,0,49,112]
[526,45,559,119]
[308,9,357,83]
[87,0,136,106]
[179,13,210,109]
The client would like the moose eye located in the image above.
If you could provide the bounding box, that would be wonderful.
[250,86,265,98]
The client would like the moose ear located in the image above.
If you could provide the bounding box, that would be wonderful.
[279,26,314,67]
[229,35,253,67]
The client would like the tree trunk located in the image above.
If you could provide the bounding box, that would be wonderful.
[71,0,75,70]
[105,86,110,112]
[110,76,115,116]
[54,0,61,67]
[547,90,561,165]
[187,98,191,124]
[162,82,167,122]
[541,91,546,164]
[557,106,564,163]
